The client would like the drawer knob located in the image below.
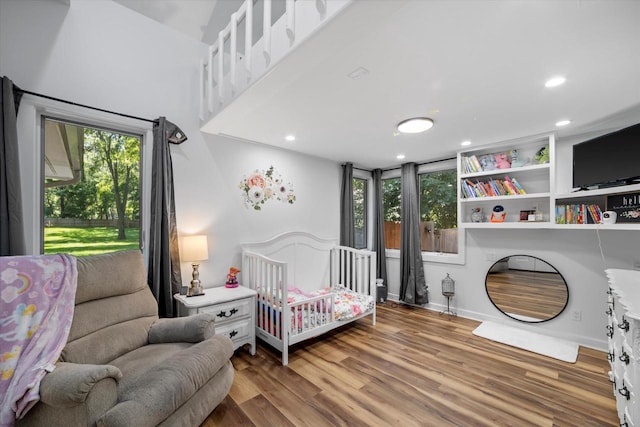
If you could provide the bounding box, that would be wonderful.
[229,330,238,338]
[608,351,615,362]
[618,385,630,400]
[606,325,614,338]
[217,308,239,318]
[619,318,630,332]
[619,352,630,365]
[606,307,613,316]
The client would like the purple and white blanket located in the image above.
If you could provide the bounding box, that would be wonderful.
[0,254,77,426]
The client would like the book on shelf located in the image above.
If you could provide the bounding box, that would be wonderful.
[461,150,517,174]
[462,155,482,174]
[461,176,527,199]
[555,204,602,224]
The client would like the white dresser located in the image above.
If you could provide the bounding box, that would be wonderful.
[174,285,256,355]
[606,269,640,426]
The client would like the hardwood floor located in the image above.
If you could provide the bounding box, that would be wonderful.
[203,303,617,426]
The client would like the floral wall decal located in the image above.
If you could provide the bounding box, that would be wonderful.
[239,166,296,210]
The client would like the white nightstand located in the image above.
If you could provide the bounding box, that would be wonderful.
[174,286,256,355]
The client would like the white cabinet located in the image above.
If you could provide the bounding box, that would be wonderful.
[174,286,257,355]
[606,269,640,426]
[457,134,554,228]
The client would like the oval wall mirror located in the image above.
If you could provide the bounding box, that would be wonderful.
[485,255,569,323]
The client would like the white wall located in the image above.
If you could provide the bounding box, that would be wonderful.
[0,0,339,286]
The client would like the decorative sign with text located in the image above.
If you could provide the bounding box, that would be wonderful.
[607,192,640,223]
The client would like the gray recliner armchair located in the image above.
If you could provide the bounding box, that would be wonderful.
[17,250,234,427]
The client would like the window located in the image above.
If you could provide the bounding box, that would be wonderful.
[353,177,367,249]
[419,169,458,254]
[382,177,401,249]
[381,168,459,254]
[43,117,142,256]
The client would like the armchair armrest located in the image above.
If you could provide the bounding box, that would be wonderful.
[38,362,122,407]
[148,313,215,344]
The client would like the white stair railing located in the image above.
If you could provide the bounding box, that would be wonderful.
[199,0,352,124]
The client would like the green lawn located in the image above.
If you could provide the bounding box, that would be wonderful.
[44,226,140,256]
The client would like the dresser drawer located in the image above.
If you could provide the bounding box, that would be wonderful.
[199,298,252,324]
[216,318,252,343]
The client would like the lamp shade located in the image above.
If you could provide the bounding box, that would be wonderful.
[182,235,209,262]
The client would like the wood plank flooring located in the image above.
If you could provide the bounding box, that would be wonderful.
[203,303,617,426]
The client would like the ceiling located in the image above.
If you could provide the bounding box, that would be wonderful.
[116,0,640,169]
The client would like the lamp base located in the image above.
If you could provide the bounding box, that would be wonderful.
[186,292,205,297]
[187,263,205,296]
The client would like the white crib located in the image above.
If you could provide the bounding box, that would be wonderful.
[241,231,376,365]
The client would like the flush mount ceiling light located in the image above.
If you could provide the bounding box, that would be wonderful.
[285,135,296,141]
[545,76,566,88]
[556,119,571,127]
[396,154,406,160]
[397,117,434,134]
[461,140,472,147]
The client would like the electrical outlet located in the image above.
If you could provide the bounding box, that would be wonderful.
[571,310,582,321]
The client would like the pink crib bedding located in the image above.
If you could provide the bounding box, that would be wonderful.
[258,285,374,321]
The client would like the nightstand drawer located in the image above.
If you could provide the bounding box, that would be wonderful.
[216,318,251,342]
[174,286,256,356]
[199,298,252,323]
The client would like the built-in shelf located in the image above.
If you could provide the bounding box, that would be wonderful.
[460,192,551,203]
[457,133,640,231]
[463,221,551,229]
[460,163,550,180]
[555,183,640,200]
[458,134,554,227]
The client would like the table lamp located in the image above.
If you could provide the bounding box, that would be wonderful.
[182,234,208,297]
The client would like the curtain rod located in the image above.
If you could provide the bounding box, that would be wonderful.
[15,88,157,124]
[351,156,456,173]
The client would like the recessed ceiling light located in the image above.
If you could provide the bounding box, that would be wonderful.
[545,76,566,88]
[396,154,405,160]
[555,119,571,127]
[285,135,296,141]
[397,117,434,134]
[461,140,472,146]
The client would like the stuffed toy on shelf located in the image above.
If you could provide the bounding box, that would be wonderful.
[490,205,506,223]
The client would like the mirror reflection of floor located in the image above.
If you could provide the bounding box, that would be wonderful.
[486,269,568,321]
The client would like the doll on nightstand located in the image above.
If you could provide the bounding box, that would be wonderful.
[225,267,240,288]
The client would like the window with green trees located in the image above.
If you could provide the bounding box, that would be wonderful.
[419,169,457,254]
[381,169,457,254]
[43,117,141,256]
[382,177,401,249]
[353,177,367,249]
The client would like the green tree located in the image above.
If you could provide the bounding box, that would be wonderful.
[419,170,457,229]
[382,178,401,221]
[45,177,98,220]
[85,130,140,240]
[353,178,367,248]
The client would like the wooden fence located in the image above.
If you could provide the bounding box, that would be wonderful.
[44,217,139,228]
[384,221,457,254]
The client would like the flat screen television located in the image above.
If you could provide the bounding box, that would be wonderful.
[572,122,640,190]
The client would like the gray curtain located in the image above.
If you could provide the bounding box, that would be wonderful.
[400,163,428,304]
[372,168,387,301]
[339,162,355,247]
[0,76,25,256]
[147,117,186,317]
